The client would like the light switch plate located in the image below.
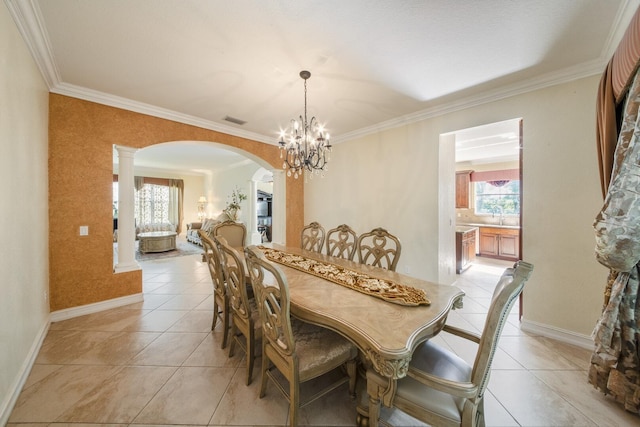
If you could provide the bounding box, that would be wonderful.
[79,226,89,236]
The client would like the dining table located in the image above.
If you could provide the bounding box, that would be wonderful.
[252,244,465,426]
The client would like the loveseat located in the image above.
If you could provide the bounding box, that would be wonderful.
[114,222,176,242]
[186,222,206,245]
[186,213,231,246]
[136,222,176,237]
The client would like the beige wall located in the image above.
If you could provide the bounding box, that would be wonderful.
[306,123,443,279]
[211,162,262,223]
[0,4,50,422]
[306,75,607,340]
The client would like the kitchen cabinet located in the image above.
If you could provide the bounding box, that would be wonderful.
[455,170,472,209]
[456,227,477,274]
[479,227,520,261]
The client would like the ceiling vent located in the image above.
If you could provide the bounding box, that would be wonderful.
[224,115,247,125]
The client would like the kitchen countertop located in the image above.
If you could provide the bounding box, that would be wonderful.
[455,225,478,233]
[458,222,520,230]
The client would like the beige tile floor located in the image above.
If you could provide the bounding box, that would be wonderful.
[7,249,640,427]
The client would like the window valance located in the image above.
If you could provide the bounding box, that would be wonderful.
[113,174,173,187]
[469,169,519,182]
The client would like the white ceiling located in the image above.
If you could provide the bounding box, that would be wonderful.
[454,119,521,164]
[7,0,639,172]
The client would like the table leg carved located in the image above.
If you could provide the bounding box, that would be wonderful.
[355,349,408,427]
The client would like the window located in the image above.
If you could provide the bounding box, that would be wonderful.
[112,175,183,233]
[474,180,520,215]
[135,183,170,225]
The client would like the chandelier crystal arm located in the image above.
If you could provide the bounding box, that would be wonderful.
[278,70,332,180]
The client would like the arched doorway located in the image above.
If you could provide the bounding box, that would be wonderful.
[113,141,285,270]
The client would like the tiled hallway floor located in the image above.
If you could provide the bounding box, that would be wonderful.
[7,252,640,426]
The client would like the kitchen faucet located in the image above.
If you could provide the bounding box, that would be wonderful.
[492,206,504,225]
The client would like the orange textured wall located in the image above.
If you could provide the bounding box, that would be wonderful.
[49,94,303,311]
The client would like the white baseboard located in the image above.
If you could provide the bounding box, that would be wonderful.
[521,319,594,350]
[50,293,144,322]
[0,318,49,427]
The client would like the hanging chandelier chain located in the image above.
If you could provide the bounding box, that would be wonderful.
[304,77,308,129]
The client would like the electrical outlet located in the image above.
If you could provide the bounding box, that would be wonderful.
[79,226,89,236]
[44,291,48,302]
[404,265,411,274]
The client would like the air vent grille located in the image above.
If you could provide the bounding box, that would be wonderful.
[224,115,247,125]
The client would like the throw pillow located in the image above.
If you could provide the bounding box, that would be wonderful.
[202,218,218,233]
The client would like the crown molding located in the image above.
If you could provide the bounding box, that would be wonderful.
[5,0,60,88]
[52,82,273,144]
[335,0,638,143]
[7,0,638,146]
[601,0,640,59]
[333,58,606,144]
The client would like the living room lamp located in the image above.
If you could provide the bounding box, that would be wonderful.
[197,196,207,221]
[278,70,332,180]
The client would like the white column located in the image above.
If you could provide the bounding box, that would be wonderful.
[271,170,286,245]
[249,179,262,244]
[114,145,141,273]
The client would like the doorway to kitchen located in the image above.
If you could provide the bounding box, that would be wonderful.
[451,117,523,313]
[453,118,522,272]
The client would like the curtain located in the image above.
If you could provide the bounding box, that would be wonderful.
[590,65,640,414]
[134,176,144,192]
[168,179,184,234]
[133,176,183,232]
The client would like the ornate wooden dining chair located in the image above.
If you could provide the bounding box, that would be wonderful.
[326,224,358,260]
[215,235,262,385]
[356,227,402,271]
[244,245,358,427]
[300,221,325,253]
[199,230,230,349]
[366,261,534,427]
[213,220,247,248]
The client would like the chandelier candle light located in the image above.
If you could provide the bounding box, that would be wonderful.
[278,70,332,179]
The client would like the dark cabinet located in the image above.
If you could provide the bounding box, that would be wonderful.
[455,171,472,209]
[456,228,477,274]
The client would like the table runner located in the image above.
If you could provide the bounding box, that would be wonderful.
[258,246,430,306]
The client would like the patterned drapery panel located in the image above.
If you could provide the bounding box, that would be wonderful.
[591,65,640,415]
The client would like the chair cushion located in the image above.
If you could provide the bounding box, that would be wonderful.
[291,318,357,382]
[394,341,472,423]
[410,340,472,383]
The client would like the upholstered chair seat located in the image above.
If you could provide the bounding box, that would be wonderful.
[393,340,472,423]
[244,245,358,427]
[290,317,358,381]
[367,261,534,427]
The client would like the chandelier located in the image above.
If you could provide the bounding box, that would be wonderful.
[278,70,332,179]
